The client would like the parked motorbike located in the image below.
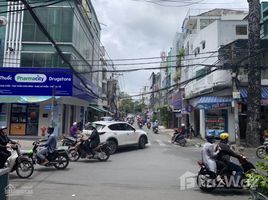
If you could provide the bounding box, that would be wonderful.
[171,130,187,147]
[147,122,151,129]
[68,138,110,162]
[21,141,69,170]
[196,157,255,192]
[256,139,268,159]
[153,126,159,134]
[5,143,34,179]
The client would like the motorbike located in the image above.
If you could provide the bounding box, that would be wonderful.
[5,143,34,179]
[171,130,187,147]
[68,138,110,162]
[153,126,159,134]
[196,157,255,192]
[256,139,268,159]
[138,122,143,129]
[21,141,69,170]
[61,135,78,148]
[146,122,151,129]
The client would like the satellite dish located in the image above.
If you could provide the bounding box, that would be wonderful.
[0,16,7,26]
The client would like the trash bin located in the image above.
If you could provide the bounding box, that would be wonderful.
[0,168,9,200]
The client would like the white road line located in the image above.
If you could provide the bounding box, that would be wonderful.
[156,139,166,146]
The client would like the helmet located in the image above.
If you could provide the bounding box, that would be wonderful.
[86,122,96,129]
[73,122,77,126]
[47,126,54,134]
[205,134,215,143]
[181,123,185,127]
[0,126,7,131]
[220,132,229,140]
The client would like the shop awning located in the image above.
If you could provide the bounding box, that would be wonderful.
[240,87,268,99]
[89,105,109,113]
[0,96,54,103]
[197,96,232,109]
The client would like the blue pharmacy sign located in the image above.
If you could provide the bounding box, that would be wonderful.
[0,67,73,96]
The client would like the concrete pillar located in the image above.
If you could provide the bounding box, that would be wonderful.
[200,109,206,139]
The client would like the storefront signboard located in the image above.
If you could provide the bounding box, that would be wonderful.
[0,67,72,96]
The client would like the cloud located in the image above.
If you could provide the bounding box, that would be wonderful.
[91,0,248,95]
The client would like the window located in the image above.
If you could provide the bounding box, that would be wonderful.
[236,25,247,35]
[109,124,121,131]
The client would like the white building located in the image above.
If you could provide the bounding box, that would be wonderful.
[181,9,248,141]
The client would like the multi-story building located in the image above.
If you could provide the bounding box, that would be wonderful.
[0,1,107,137]
[181,9,249,141]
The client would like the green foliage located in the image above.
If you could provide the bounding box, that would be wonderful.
[246,157,268,196]
[157,105,168,127]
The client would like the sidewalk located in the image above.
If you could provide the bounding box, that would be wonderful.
[159,126,257,158]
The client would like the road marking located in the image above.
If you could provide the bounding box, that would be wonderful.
[156,139,166,146]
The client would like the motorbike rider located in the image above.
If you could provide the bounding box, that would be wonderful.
[0,126,17,168]
[70,122,80,138]
[36,126,57,165]
[82,123,100,157]
[201,134,225,183]
[153,120,159,129]
[216,132,245,185]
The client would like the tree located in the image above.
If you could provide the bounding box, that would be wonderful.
[246,0,262,146]
[119,92,134,116]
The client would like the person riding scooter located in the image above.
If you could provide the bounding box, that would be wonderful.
[216,132,245,185]
[36,126,57,165]
[0,126,17,168]
[82,123,100,157]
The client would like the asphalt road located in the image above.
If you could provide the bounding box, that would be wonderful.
[8,127,254,200]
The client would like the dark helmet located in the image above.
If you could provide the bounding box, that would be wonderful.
[47,126,54,134]
[206,134,215,143]
[85,122,96,130]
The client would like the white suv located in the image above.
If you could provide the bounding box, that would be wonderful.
[82,121,148,154]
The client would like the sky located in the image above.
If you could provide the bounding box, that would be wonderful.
[91,0,248,98]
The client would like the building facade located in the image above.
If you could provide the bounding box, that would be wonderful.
[0,0,110,137]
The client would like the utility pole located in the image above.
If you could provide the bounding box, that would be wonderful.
[246,0,262,146]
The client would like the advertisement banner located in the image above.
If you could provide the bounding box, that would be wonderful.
[0,67,72,96]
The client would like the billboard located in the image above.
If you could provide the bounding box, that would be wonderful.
[0,67,72,96]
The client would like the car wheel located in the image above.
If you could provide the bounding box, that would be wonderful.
[138,136,147,149]
[107,139,118,154]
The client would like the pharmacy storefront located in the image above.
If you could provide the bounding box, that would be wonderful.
[0,67,73,136]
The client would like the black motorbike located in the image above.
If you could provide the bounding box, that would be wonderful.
[171,130,187,147]
[61,135,78,148]
[68,139,110,162]
[21,141,69,170]
[138,122,143,129]
[147,122,151,129]
[196,157,255,192]
[256,139,268,159]
[153,126,159,134]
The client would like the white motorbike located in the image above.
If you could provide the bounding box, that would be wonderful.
[5,143,34,179]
